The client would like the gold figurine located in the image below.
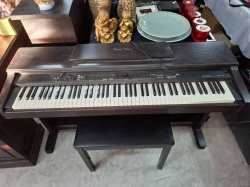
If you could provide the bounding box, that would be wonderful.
[117,11,137,43]
[95,10,118,43]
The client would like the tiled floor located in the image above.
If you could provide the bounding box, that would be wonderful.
[0,113,249,187]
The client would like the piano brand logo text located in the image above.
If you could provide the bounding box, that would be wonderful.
[113,48,132,51]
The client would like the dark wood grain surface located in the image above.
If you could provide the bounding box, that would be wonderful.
[7,42,238,73]
[10,0,73,20]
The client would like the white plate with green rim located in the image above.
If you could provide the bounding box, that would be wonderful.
[138,11,190,39]
[137,23,191,42]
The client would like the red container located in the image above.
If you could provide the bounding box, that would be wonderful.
[192,18,207,30]
[193,25,211,40]
[181,0,194,13]
[188,11,201,23]
[185,5,198,17]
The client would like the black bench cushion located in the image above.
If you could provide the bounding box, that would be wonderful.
[74,115,175,149]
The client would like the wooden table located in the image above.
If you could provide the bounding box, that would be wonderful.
[10,0,92,44]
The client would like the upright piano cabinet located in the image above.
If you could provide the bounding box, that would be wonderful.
[0,116,44,168]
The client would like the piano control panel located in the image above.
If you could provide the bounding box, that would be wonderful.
[49,70,230,82]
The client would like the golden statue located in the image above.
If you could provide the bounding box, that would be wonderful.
[117,11,137,43]
[95,10,118,43]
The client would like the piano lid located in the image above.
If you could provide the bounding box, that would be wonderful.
[7,42,238,73]
[70,42,174,61]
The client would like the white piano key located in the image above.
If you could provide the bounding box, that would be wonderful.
[12,87,24,109]
[89,85,97,107]
[18,88,31,109]
[154,84,162,105]
[135,84,141,106]
[143,84,149,105]
[131,84,137,106]
[121,84,127,106]
[175,83,184,105]
[127,84,132,106]
[148,84,156,105]
[203,82,218,103]
[76,86,84,108]
[32,87,43,109]
[220,81,235,103]
[118,85,123,106]
[46,86,58,109]
[110,85,115,107]
[80,86,87,108]
[163,83,171,105]
[191,82,204,104]
[114,85,119,106]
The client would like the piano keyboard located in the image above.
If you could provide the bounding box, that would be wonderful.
[11,81,235,110]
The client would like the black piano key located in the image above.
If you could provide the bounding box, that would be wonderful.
[180,83,186,95]
[26,86,34,100]
[152,83,156,96]
[125,84,128,97]
[216,81,225,94]
[188,82,195,95]
[18,87,27,100]
[134,84,137,97]
[168,83,173,96]
[60,86,66,99]
[68,86,73,99]
[129,84,133,97]
[106,85,109,98]
[200,82,208,94]
[212,81,220,94]
[208,81,215,94]
[101,85,105,98]
[97,85,100,98]
[156,83,161,96]
[172,83,178,95]
[195,82,203,94]
[77,86,82,99]
[161,83,166,96]
[55,86,61,99]
[48,87,54,99]
[43,86,50,99]
[145,83,149,96]
[84,85,89,98]
[38,87,45,100]
[140,84,144,97]
[113,84,116,97]
[89,85,93,98]
[72,86,78,99]
[31,86,38,100]
[184,82,190,95]
[118,84,121,97]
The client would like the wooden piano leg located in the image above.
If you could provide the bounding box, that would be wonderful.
[192,113,210,149]
[39,118,58,154]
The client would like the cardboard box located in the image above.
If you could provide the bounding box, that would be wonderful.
[0,18,22,35]
[201,6,223,33]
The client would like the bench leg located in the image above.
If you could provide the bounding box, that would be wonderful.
[157,145,172,169]
[76,148,95,172]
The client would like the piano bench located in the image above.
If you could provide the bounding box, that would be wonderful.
[73,115,175,172]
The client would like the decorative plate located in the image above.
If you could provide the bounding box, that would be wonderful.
[138,11,190,38]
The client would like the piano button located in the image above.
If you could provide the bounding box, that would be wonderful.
[55,86,61,99]
[208,81,215,94]
[216,81,225,94]
[31,86,38,100]
[134,84,137,97]
[168,83,173,96]
[161,83,166,96]
[43,86,50,99]
[48,86,54,99]
[113,84,116,97]
[195,82,203,94]
[77,86,82,99]
[184,82,190,95]
[68,86,73,99]
[118,84,121,97]
[84,85,89,98]
[172,83,178,95]
[60,86,66,99]
[200,82,208,94]
[157,83,161,96]
[188,82,195,95]
[18,87,27,100]
[129,84,133,97]
[151,83,156,96]
[101,85,105,98]
[38,87,45,100]
[212,81,220,94]
[106,84,109,98]
[125,84,128,97]
[26,86,34,100]
[97,84,100,98]
[180,82,186,95]
[72,86,78,99]
[140,83,144,97]
[145,83,149,96]
[89,85,94,98]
